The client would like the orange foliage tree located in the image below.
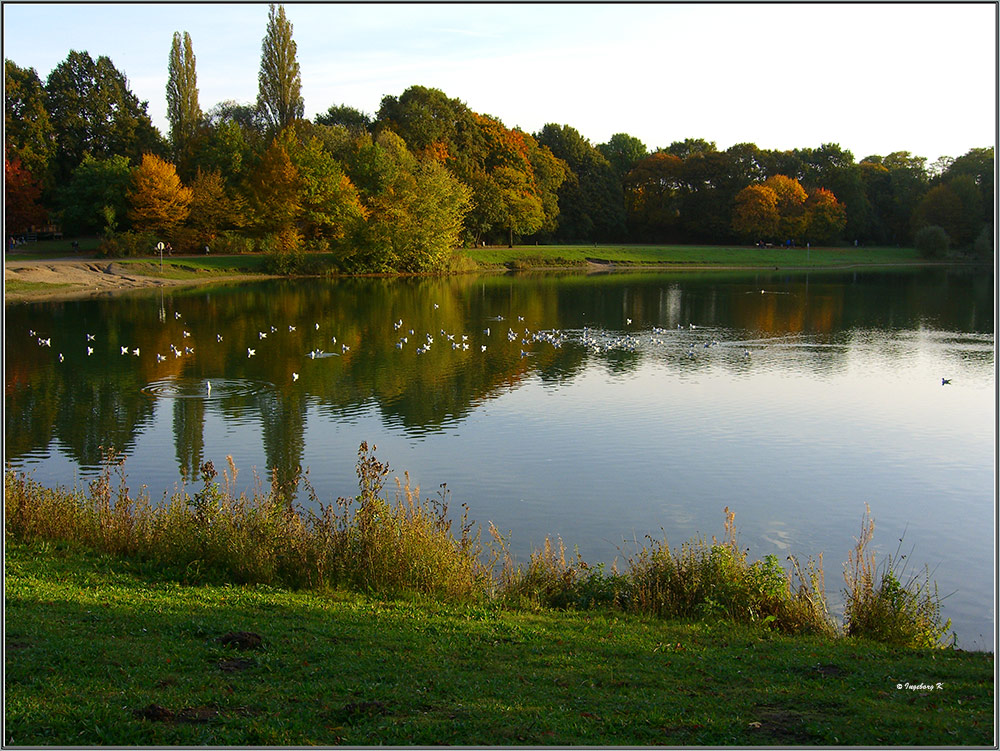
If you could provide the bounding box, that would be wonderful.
[127,153,192,234]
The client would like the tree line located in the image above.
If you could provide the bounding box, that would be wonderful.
[5,4,994,271]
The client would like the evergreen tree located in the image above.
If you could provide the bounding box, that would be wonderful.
[166,31,201,158]
[257,4,303,132]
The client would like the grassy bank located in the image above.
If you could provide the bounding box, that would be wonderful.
[463,243,928,269]
[5,539,993,747]
[8,238,934,273]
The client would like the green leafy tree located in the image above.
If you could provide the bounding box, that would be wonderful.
[912,175,982,247]
[914,224,949,258]
[45,50,164,183]
[872,151,929,244]
[4,59,56,183]
[624,151,685,242]
[166,31,202,159]
[941,146,993,226]
[342,130,470,271]
[187,116,254,191]
[56,154,132,235]
[598,133,648,179]
[376,85,472,154]
[536,123,625,241]
[858,160,894,244]
[665,137,717,160]
[286,131,366,245]
[523,130,567,236]
[315,104,372,133]
[257,4,304,132]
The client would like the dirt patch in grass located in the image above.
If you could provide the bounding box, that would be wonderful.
[4,259,262,302]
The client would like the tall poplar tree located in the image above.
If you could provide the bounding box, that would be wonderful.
[166,31,201,157]
[257,4,303,132]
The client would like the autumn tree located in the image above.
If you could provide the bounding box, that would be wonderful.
[732,184,780,241]
[248,134,302,252]
[127,153,192,234]
[257,4,303,132]
[803,187,847,244]
[186,167,246,242]
[166,31,201,159]
[5,158,47,233]
[763,174,808,240]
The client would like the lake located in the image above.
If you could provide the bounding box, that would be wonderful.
[5,266,995,649]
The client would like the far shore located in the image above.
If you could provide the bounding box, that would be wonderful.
[4,243,986,303]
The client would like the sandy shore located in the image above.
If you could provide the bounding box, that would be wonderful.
[4,257,261,303]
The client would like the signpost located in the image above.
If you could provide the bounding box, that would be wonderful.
[156,241,165,273]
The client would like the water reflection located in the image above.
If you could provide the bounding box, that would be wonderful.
[5,268,995,647]
[6,268,992,479]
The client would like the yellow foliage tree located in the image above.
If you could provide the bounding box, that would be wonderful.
[804,187,847,244]
[732,184,779,241]
[763,175,808,240]
[127,153,192,233]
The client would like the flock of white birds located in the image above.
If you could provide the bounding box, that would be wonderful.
[27,301,768,389]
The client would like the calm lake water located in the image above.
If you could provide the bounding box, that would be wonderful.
[5,267,995,649]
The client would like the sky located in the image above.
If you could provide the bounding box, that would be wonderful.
[3,2,996,163]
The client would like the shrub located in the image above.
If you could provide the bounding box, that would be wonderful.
[914,225,950,258]
[211,231,256,255]
[973,223,993,259]
[624,509,833,635]
[97,230,161,258]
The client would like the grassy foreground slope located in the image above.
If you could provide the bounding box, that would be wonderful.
[5,540,993,747]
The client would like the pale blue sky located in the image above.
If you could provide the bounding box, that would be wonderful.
[3,3,996,162]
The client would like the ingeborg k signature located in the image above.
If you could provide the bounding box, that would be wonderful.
[897,682,944,690]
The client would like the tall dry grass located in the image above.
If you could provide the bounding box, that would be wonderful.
[842,504,953,648]
[4,449,952,646]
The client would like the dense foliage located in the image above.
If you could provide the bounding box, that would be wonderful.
[3,4,993,269]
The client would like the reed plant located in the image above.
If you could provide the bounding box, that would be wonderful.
[842,504,953,648]
[4,443,488,600]
[4,449,953,647]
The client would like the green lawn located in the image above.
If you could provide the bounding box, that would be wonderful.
[464,244,925,268]
[5,540,993,747]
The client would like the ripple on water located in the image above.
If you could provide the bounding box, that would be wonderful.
[141,377,274,400]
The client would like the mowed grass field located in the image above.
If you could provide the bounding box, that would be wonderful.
[8,238,925,272]
[464,243,924,268]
